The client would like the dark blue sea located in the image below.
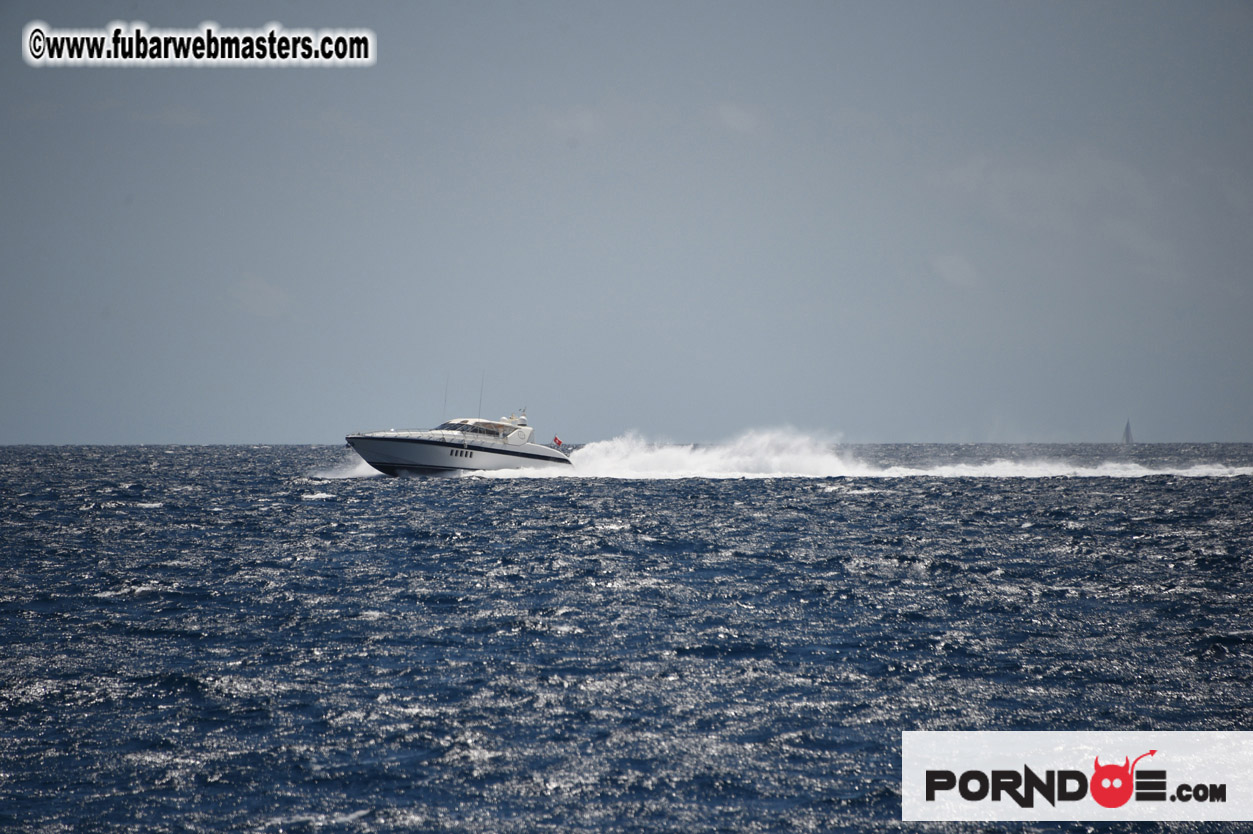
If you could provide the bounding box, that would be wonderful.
[3,437,1252,832]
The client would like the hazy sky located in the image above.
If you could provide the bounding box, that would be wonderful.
[4,1,1252,444]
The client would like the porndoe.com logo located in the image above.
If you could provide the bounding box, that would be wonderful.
[925,748,1224,809]
[902,732,1253,822]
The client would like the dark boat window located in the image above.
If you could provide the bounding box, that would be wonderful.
[435,421,504,437]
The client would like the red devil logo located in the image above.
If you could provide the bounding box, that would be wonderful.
[1090,750,1156,808]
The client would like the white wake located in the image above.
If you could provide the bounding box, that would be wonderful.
[473,430,1253,480]
[564,429,863,479]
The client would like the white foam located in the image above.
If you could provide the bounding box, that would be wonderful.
[479,428,865,479]
[309,450,381,480]
[876,460,1253,478]
[472,430,1253,480]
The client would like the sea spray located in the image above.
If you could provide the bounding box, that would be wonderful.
[465,428,862,479]
[567,428,861,478]
[477,432,1253,480]
[309,448,382,479]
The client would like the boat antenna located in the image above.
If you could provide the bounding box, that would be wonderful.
[442,373,449,420]
[477,370,485,418]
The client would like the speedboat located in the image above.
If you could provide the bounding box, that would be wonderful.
[346,413,572,476]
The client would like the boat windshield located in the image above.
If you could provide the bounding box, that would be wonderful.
[435,421,505,437]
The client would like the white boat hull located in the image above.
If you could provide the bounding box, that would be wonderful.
[346,432,571,476]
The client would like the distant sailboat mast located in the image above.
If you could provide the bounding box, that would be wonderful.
[1122,420,1134,445]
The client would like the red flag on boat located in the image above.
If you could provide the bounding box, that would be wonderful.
[553,436,563,447]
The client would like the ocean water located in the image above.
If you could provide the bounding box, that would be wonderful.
[2,437,1252,832]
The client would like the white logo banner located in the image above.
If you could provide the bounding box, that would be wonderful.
[903,731,1253,821]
